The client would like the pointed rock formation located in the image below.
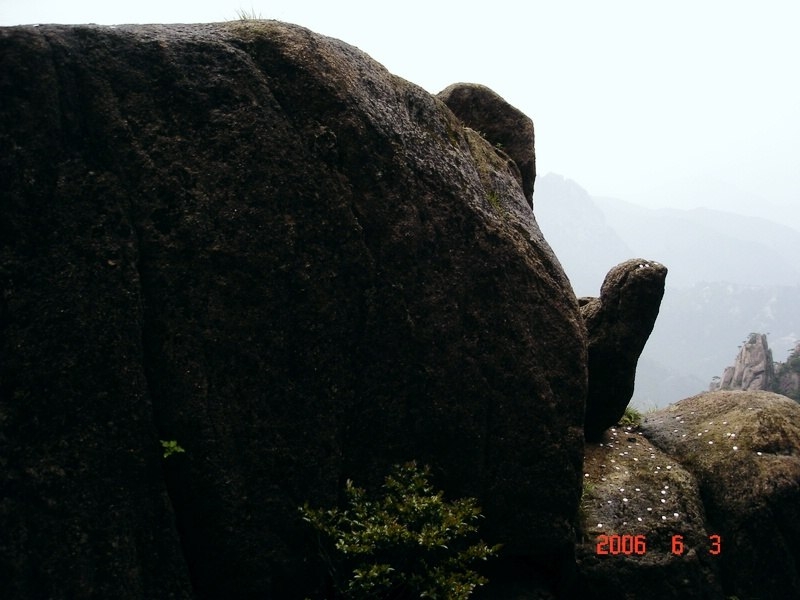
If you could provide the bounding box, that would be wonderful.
[714,333,775,391]
[581,259,668,442]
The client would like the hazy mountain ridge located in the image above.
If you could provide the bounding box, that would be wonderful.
[652,283,800,380]
[534,173,800,407]
[630,175,800,233]
[594,195,800,287]
[532,174,633,296]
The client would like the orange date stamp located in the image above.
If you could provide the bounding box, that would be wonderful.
[595,533,722,556]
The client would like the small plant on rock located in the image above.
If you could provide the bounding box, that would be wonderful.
[486,190,502,212]
[618,406,642,427]
[300,461,500,600]
[160,439,185,459]
[234,7,263,20]
[576,480,596,541]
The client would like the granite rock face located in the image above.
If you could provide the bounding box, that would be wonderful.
[0,22,586,598]
[577,425,722,600]
[714,332,775,392]
[578,390,800,599]
[437,83,536,208]
[581,259,668,441]
[774,341,800,401]
[640,391,800,600]
[712,335,800,401]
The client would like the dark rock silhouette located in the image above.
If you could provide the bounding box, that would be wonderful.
[640,391,800,599]
[0,22,585,599]
[581,259,668,441]
[437,83,536,208]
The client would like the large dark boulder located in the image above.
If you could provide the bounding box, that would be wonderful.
[640,391,800,600]
[582,259,667,441]
[0,22,586,598]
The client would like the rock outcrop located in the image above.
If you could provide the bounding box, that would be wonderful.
[640,391,800,599]
[577,425,722,600]
[712,334,800,402]
[579,390,800,599]
[774,342,800,401]
[0,22,586,599]
[581,259,668,441]
[712,332,775,392]
[437,83,536,208]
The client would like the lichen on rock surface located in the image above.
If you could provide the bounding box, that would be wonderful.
[577,424,722,600]
[438,83,537,208]
[640,391,800,599]
[579,388,800,599]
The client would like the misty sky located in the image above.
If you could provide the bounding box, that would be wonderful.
[3,0,799,228]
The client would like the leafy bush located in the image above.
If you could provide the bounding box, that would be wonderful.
[618,406,642,427]
[160,439,185,458]
[300,462,500,599]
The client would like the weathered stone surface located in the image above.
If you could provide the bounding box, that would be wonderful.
[437,83,536,208]
[715,365,735,391]
[775,342,800,401]
[0,22,586,598]
[776,368,800,401]
[640,391,800,600]
[581,259,668,441]
[577,425,723,600]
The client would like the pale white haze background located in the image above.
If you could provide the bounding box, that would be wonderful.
[3,0,800,406]
[2,0,799,227]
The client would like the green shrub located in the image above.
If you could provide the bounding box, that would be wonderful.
[618,406,642,427]
[300,462,500,599]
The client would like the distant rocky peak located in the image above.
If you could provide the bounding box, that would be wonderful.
[712,332,775,392]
